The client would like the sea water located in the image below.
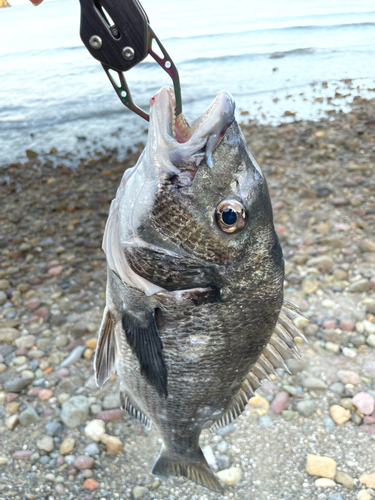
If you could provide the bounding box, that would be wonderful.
[0,0,375,164]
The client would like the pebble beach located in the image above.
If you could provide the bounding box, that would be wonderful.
[0,93,375,500]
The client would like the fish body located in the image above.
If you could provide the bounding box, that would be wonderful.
[95,87,306,491]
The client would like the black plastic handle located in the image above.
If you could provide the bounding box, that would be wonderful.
[79,0,149,72]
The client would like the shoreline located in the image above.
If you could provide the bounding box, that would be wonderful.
[1,76,375,169]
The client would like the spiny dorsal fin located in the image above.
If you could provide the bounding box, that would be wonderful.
[212,300,308,430]
[120,391,152,430]
[94,307,118,388]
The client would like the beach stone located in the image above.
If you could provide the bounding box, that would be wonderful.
[216,467,242,485]
[360,473,375,488]
[74,455,94,470]
[202,444,217,470]
[302,376,327,390]
[340,398,355,411]
[315,478,336,488]
[82,478,99,490]
[96,409,122,422]
[45,421,63,436]
[271,391,290,413]
[84,443,99,456]
[349,279,370,293]
[340,319,355,331]
[286,358,304,374]
[5,377,32,393]
[102,393,120,410]
[0,328,19,343]
[39,388,54,401]
[55,335,68,348]
[6,414,19,430]
[296,400,316,417]
[364,320,375,335]
[12,450,33,461]
[337,370,360,385]
[217,441,228,453]
[58,345,85,368]
[100,434,123,455]
[37,436,54,453]
[323,417,336,428]
[357,491,372,500]
[352,392,375,415]
[367,334,375,348]
[133,486,149,499]
[306,454,337,478]
[15,335,35,349]
[249,394,270,412]
[71,322,87,338]
[302,278,319,294]
[342,347,357,358]
[282,410,296,421]
[19,406,40,426]
[86,338,98,349]
[0,279,10,290]
[217,454,230,470]
[306,256,334,271]
[84,419,106,441]
[60,438,75,455]
[330,405,351,424]
[335,471,354,489]
[61,396,90,428]
[329,382,344,394]
[328,494,343,500]
[24,298,41,311]
[258,415,274,427]
[0,291,7,305]
[0,457,8,465]
[326,342,340,353]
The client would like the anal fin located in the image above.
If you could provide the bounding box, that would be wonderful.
[94,307,118,388]
[122,308,168,398]
[120,391,152,430]
[152,445,223,493]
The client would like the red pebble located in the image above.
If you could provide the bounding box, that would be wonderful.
[24,298,41,311]
[322,319,336,329]
[35,306,49,318]
[48,265,63,276]
[28,387,41,396]
[96,409,123,422]
[74,456,94,470]
[12,450,33,460]
[15,348,28,356]
[271,391,290,414]
[57,455,65,466]
[6,393,19,403]
[339,319,355,331]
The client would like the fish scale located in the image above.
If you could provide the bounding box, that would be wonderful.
[95,87,308,492]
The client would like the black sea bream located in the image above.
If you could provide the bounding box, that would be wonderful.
[95,87,307,492]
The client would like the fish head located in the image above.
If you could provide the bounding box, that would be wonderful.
[104,86,280,294]
[142,87,276,267]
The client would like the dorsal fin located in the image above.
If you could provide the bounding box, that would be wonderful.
[211,300,308,431]
[94,307,118,388]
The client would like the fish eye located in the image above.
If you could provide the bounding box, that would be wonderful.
[216,200,247,233]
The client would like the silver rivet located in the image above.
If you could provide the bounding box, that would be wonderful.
[122,46,135,60]
[89,35,102,50]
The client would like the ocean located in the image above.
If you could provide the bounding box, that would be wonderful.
[0,0,375,165]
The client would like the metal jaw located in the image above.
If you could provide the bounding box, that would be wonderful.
[103,26,182,122]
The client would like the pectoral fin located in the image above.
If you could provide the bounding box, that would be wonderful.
[122,308,168,398]
[95,307,118,388]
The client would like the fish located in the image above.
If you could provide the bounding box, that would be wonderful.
[95,86,308,492]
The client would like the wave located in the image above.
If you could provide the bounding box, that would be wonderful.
[162,20,375,43]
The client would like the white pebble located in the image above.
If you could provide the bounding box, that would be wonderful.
[315,478,336,488]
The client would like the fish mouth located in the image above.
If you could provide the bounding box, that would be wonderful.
[149,87,235,170]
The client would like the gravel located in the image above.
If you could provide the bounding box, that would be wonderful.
[0,92,374,499]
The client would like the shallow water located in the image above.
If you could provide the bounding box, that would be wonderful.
[1,0,375,164]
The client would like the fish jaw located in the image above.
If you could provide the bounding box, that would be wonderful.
[148,86,235,172]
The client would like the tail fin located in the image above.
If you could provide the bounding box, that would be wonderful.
[152,446,223,493]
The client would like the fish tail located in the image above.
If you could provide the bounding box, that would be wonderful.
[152,445,223,493]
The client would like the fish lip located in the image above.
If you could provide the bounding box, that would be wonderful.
[149,87,236,168]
